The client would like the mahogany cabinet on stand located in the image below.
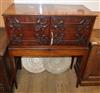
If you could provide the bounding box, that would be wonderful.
[3,4,96,88]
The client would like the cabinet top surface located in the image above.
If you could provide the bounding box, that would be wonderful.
[3,4,95,16]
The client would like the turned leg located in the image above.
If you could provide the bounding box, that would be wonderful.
[9,54,18,89]
[15,57,22,70]
[70,56,75,69]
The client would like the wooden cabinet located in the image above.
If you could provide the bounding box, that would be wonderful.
[3,4,96,88]
[82,29,100,85]
[82,45,100,85]
[75,29,100,86]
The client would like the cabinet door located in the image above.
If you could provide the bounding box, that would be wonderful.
[4,15,50,46]
[83,46,100,81]
[51,16,96,46]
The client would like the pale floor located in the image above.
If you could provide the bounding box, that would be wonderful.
[14,68,100,93]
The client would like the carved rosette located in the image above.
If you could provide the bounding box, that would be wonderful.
[76,17,92,45]
[8,17,23,44]
[53,31,64,45]
[35,34,49,44]
[52,17,65,44]
[34,16,49,44]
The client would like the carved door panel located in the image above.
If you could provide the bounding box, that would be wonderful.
[51,16,96,46]
[33,16,50,45]
[50,16,65,45]
[4,16,23,45]
[4,15,50,46]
